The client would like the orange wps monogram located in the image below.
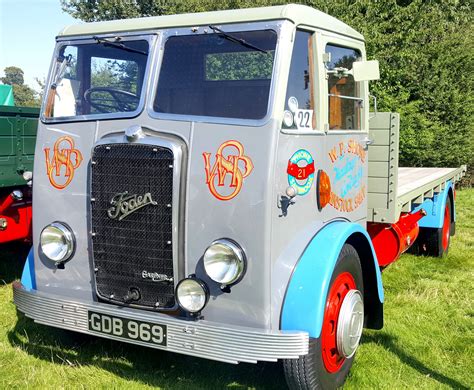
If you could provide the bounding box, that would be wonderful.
[44,136,83,189]
[203,140,254,201]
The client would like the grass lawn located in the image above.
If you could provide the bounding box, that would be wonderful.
[0,189,472,389]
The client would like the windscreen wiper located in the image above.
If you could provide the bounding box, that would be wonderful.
[92,36,148,56]
[208,25,268,54]
[53,54,73,88]
[44,54,73,118]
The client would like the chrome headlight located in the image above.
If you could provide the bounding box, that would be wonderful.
[40,222,75,264]
[203,239,246,286]
[176,278,209,313]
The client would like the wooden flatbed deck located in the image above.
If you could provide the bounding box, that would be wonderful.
[398,167,462,199]
[397,166,466,213]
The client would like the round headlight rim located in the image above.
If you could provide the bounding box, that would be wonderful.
[40,221,75,265]
[203,238,247,287]
[175,276,210,314]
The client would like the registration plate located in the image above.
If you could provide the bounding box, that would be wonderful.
[88,311,167,346]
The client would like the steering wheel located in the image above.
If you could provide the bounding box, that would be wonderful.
[84,87,139,113]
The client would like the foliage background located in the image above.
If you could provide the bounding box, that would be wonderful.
[0,66,40,107]
[61,0,473,177]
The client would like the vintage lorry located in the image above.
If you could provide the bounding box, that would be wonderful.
[13,5,466,389]
[0,87,38,244]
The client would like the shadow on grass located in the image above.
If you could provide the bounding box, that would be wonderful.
[8,311,286,390]
[0,243,29,285]
[7,312,470,389]
[363,332,469,390]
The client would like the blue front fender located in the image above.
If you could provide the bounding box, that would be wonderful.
[21,247,36,290]
[281,221,383,338]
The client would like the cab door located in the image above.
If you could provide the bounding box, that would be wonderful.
[318,34,370,223]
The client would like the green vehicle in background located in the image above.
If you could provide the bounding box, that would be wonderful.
[0,84,15,106]
[0,84,38,243]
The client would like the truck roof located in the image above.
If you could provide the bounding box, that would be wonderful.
[57,4,364,41]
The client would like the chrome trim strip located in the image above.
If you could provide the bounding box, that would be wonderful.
[13,282,309,364]
[328,93,363,101]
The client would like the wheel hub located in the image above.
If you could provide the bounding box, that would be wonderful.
[336,289,364,358]
[321,272,362,373]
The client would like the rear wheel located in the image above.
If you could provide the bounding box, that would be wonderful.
[283,244,364,390]
[415,198,452,257]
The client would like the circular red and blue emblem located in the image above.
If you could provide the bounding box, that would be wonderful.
[287,149,315,196]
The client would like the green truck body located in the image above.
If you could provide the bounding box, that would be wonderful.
[0,98,38,244]
[0,105,39,188]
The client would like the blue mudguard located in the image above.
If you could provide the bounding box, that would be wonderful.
[414,181,454,229]
[21,247,36,290]
[281,221,384,338]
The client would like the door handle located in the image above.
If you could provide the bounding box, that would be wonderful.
[362,137,374,150]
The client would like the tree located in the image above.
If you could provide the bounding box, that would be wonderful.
[11,84,38,107]
[1,66,25,86]
[60,0,284,21]
[35,77,46,103]
[60,0,169,21]
[61,0,473,173]
[1,66,40,107]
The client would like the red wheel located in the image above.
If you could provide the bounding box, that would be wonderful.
[442,203,450,251]
[415,197,452,258]
[283,244,364,389]
[321,272,356,373]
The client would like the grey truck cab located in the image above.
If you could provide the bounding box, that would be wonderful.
[15,4,465,389]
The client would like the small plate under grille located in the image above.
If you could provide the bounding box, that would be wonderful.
[91,143,175,310]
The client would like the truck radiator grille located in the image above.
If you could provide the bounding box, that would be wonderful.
[91,143,175,310]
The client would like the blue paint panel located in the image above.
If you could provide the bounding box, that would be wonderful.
[413,181,454,229]
[281,221,383,338]
[20,248,36,290]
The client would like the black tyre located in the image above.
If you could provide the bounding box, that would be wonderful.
[283,244,364,390]
[414,197,452,258]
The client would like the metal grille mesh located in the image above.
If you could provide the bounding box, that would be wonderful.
[91,143,175,309]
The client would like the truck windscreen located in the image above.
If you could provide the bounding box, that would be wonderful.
[43,39,149,120]
[154,29,277,121]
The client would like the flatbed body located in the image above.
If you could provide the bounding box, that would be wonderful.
[368,112,465,223]
[397,166,466,213]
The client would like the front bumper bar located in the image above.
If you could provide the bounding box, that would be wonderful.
[13,282,309,364]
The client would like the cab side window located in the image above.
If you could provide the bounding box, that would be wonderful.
[326,44,361,130]
[283,30,315,130]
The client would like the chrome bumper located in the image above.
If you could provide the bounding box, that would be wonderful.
[13,282,309,364]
